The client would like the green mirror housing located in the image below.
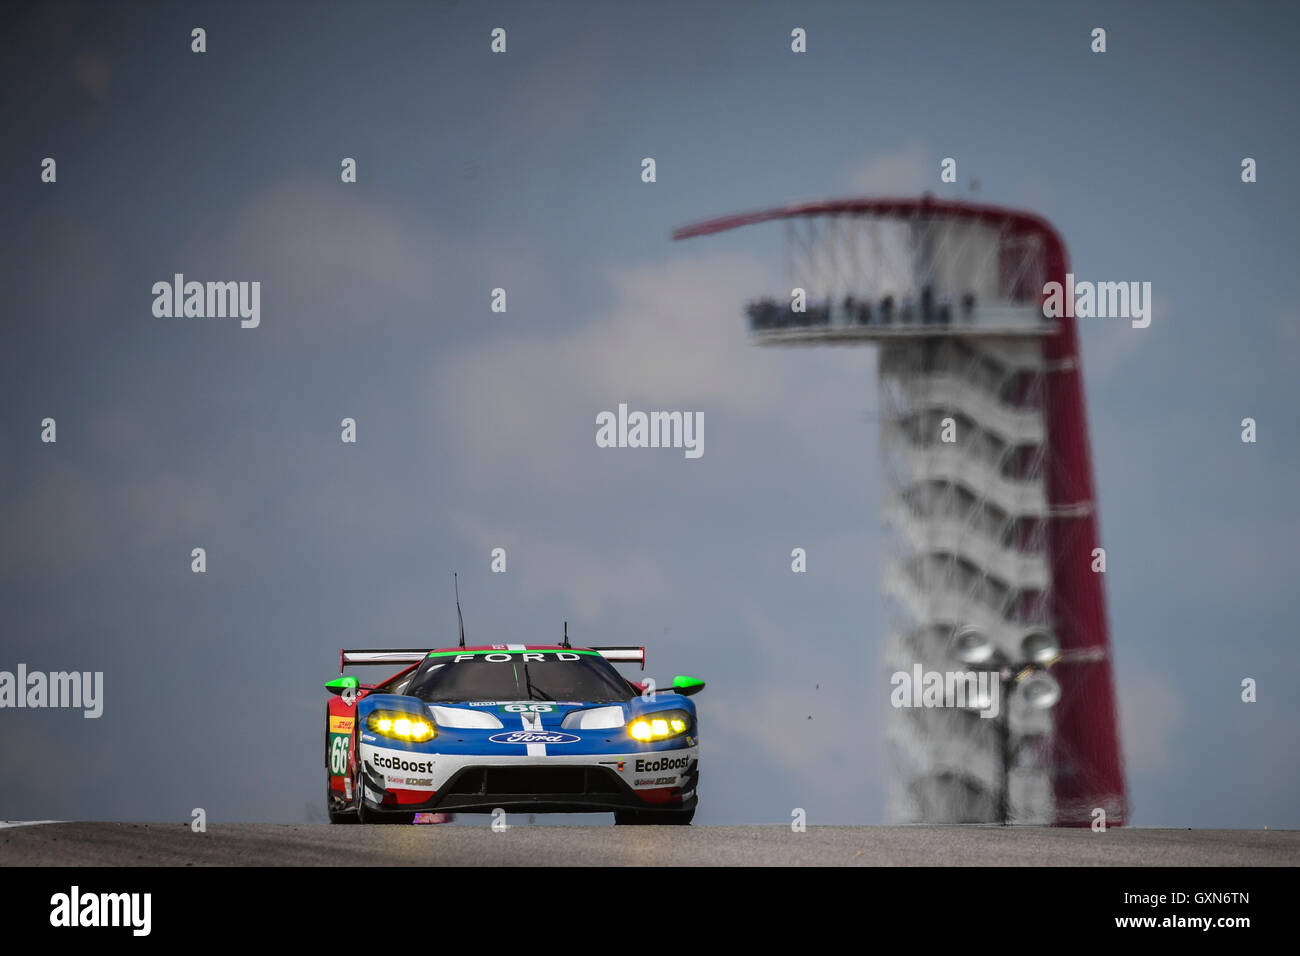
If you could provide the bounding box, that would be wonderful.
[672,675,706,696]
[325,675,359,696]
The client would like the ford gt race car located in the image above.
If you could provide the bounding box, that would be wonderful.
[325,643,704,825]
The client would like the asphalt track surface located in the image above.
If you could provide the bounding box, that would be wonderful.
[2,823,1296,866]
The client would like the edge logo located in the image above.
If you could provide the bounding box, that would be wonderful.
[488,731,580,745]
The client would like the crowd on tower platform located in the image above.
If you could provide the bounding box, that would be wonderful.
[745,288,980,331]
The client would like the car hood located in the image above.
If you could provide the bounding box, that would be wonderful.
[426,699,622,731]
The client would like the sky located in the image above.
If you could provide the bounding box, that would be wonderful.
[1,0,1297,828]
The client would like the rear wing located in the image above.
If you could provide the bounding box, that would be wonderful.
[339,649,428,673]
[338,646,645,673]
[589,646,645,670]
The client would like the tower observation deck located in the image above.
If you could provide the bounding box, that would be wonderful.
[674,197,1127,826]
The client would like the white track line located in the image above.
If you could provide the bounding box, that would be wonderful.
[0,820,60,829]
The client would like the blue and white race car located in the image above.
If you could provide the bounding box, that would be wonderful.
[325,643,704,825]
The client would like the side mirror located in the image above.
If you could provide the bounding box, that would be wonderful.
[672,675,705,697]
[325,675,359,697]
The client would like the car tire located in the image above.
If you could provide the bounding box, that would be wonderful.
[327,783,358,824]
[355,773,416,825]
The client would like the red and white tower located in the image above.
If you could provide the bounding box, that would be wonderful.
[675,198,1127,826]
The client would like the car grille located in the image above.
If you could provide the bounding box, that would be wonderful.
[445,766,624,796]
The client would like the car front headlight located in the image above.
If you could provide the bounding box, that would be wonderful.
[366,710,436,742]
[628,710,690,742]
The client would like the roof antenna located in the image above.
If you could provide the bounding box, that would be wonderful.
[455,572,466,648]
[562,620,570,649]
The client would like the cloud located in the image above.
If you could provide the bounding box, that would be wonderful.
[1116,668,1184,773]
[1009,174,1053,212]
[1266,299,1300,367]
[0,461,107,576]
[448,510,671,622]
[70,52,110,100]
[210,182,444,309]
[430,249,866,486]
[522,546,670,622]
[839,141,932,195]
[1080,294,1165,381]
[700,603,885,819]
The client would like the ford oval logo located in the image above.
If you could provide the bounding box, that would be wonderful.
[488,731,581,745]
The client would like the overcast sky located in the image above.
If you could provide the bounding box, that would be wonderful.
[1,0,1297,827]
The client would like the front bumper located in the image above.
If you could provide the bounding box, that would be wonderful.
[357,744,699,815]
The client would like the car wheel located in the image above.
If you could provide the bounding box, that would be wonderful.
[327,783,357,824]
[356,773,415,825]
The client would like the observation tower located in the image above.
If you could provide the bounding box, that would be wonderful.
[674,197,1126,825]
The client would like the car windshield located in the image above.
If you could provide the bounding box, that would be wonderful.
[405,650,634,704]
